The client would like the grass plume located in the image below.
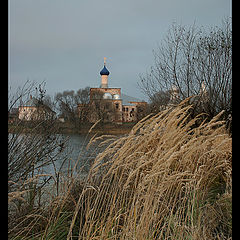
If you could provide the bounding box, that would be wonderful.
[68,99,232,239]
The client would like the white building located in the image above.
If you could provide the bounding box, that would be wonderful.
[19,96,56,121]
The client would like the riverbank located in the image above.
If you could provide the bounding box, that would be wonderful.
[57,122,135,135]
[8,121,136,135]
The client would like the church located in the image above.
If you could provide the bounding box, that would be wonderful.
[82,58,147,124]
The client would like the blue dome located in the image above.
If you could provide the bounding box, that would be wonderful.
[100,65,110,75]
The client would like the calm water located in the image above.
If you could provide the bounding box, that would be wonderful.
[8,132,121,203]
[43,134,90,176]
[9,132,121,180]
[42,133,119,177]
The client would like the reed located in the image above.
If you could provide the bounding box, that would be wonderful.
[69,98,232,239]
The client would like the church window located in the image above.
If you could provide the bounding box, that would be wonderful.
[115,103,119,109]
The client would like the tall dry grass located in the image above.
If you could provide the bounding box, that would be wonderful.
[68,98,232,239]
[9,98,232,239]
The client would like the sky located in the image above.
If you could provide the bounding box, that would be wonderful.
[9,0,231,101]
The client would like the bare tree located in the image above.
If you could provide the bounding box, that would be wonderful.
[75,87,90,105]
[148,90,171,113]
[139,19,232,120]
[194,20,232,118]
[89,90,113,124]
[8,82,69,216]
[8,80,36,112]
[75,87,91,122]
[139,22,199,100]
[55,87,91,126]
[55,90,76,122]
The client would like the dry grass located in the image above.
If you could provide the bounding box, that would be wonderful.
[9,98,232,239]
[65,98,232,239]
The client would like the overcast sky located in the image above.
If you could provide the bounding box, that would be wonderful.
[9,0,231,101]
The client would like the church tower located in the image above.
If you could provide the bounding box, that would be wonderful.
[100,57,110,88]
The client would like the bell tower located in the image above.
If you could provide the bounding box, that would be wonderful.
[100,57,110,88]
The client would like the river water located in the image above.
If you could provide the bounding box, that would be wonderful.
[43,134,90,176]
[9,132,120,179]
[42,133,120,178]
[8,132,122,206]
